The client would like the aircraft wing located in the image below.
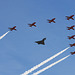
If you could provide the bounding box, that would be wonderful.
[32,22,36,25]
[52,18,56,20]
[70,15,74,18]
[13,26,16,28]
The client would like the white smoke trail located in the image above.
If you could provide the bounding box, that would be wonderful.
[0,31,10,39]
[32,54,70,75]
[21,47,70,75]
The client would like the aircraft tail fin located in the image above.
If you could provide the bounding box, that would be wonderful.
[71,18,74,20]
[14,29,17,31]
[53,21,55,23]
[33,25,36,27]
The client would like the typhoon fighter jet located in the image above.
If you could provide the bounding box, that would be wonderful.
[68,35,75,39]
[8,26,17,31]
[35,38,46,45]
[70,51,75,55]
[67,25,75,30]
[66,15,74,20]
[47,18,56,23]
[28,22,36,27]
[69,43,75,47]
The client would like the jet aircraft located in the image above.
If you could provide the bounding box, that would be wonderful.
[67,25,75,30]
[70,51,75,55]
[35,38,46,45]
[8,26,16,31]
[47,18,56,23]
[69,43,75,47]
[28,22,36,27]
[68,35,75,39]
[66,15,74,20]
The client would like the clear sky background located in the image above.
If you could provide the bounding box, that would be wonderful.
[0,0,75,75]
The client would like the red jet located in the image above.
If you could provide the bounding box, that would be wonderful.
[66,15,74,20]
[47,18,56,23]
[28,22,36,27]
[70,51,75,55]
[69,43,75,47]
[68,35,75,39]
[67,25,75,30]
[8,26,16,31]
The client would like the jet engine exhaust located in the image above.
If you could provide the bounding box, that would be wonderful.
[32,54,70,75]
[21,47,70,75]
[0,31,10,39]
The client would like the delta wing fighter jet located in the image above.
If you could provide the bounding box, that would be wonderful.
[35,38,46,45]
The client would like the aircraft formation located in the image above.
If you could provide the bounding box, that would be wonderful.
[8,15,75,55]
[66,15,75,55]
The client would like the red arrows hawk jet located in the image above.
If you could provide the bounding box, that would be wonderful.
[70,51,75,55]
[69,43,75,47]
[47,18,56,23]
[68,35,75,39]
[35,38,46,45]
[67,25,75,30]
[66,15,74,20]
[28,22,36,27]
[8,26,16,31]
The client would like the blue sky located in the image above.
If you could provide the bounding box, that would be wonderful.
[0,0,75,75]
